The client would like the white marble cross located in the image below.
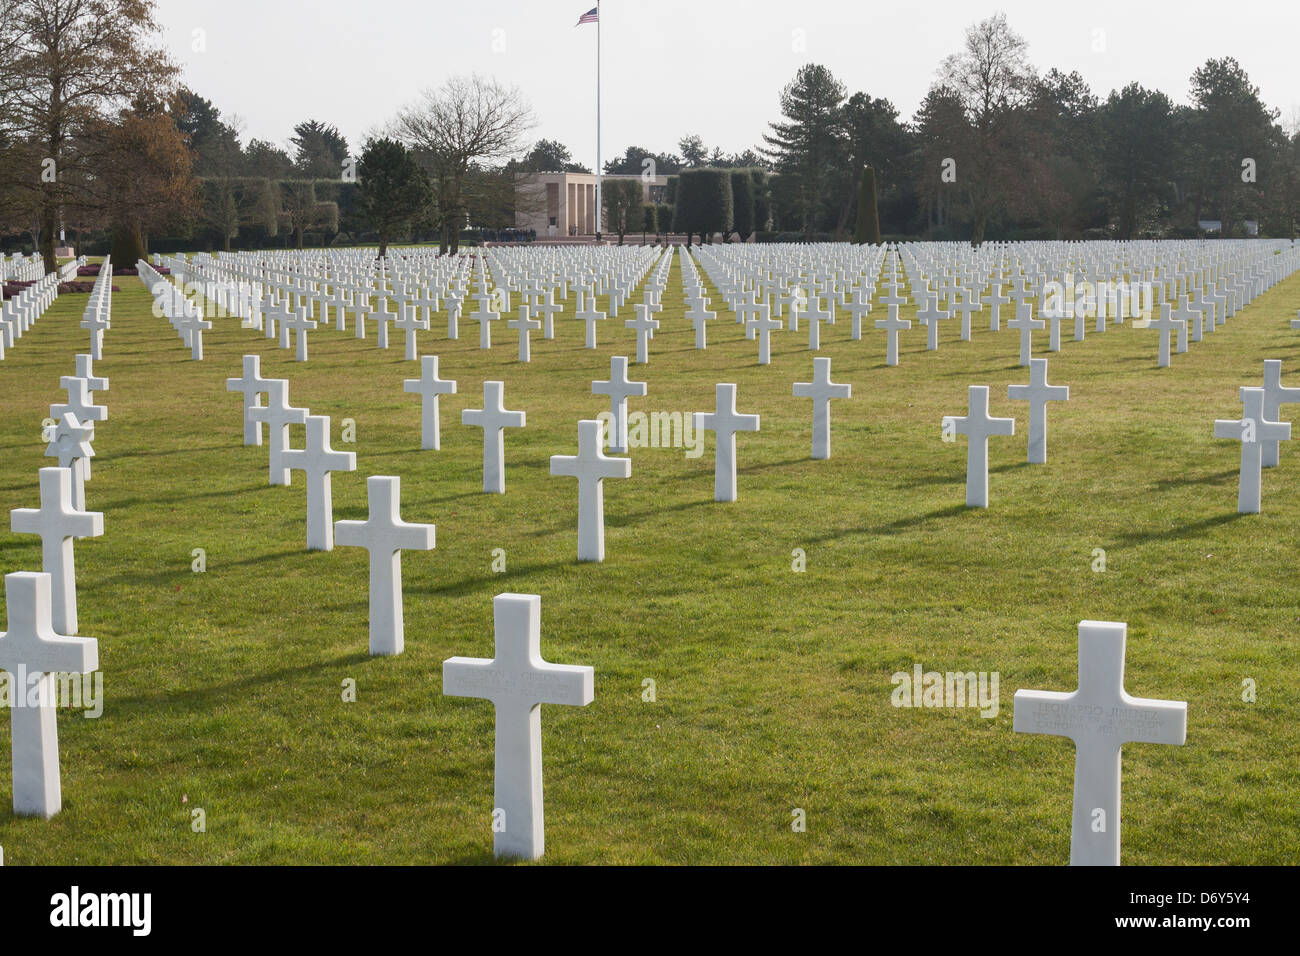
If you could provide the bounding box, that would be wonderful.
[695,384,760,503]
[1148,303,1183,369]
[916,293,948,352]
[1007,302,1043,367]
[793,357,851,460]
[45,414,95,510]
[1214,387,1290,514]
[1172,295,1203,345]
[550,419,632,561]
[404,356,457,451]
[372,299,396,349]
[806,296,830,350]
[750,304,782,366]
[1007,358,1069,464]
[50,377,106,425]
[984,283,1009,331]
[948,385,1015,508]
[334,475,436,656]
[11,467,104,635]
[264,296,294,343]
[845,290,872,341]
[280,415,356,550]
[226,354,269,446]
[593,356,647,453]
[951,289,979,341]
[534,290,560,339]
[575,289,606,349]
[350,297,369,339]
[462,381,526,493]
[0,572,99,818]
[83,308,110,360]
[177,309,213,361]
[875,305,910,367]
[282,307,317,362]
[1259,360,1300,468]
[72,354,108,396]
[442,593,593,860]
[469,295,499,349]
[1042,296,1067,352]
[507,304,542,362]
[685,295,715,349]
[394,302,428,361]
[1014,620,1187,866]
[625,304,659,364]
[247,379,308,486]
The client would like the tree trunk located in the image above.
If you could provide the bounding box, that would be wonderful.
[111,221,147,266]
[40,201,58,274]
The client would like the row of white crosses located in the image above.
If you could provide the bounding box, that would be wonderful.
[221,353,586,859]
[690,239,1299,372]
[167,244,668,372]
[138,260,211,360]
[1,269,62,361]
[79,257,113,360]
[3,343,112,819]
[225,354,439,657]
[2,251,46,282]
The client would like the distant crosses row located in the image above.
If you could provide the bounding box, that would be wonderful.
[161,243,1287,383]
[4,351,111,819]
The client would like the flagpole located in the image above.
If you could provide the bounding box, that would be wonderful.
[595,0,602,239]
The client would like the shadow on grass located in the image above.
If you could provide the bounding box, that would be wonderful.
[1105,510,1244,548]
[101,481,269,509]
[406,558,576,599]
[894,460,1032,489]
[97,546,306,586]
[102,444,234,461]
[1151,469,1239,491]
[802,503,972,546]
[736,457,815,475]
[103,648,374,712]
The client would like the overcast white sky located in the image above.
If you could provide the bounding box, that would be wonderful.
[158,0,1300,162]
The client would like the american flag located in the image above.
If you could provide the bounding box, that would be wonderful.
[575,7,598,25]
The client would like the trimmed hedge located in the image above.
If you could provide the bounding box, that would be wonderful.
[673,168,733,243]
[854,166,882,244]
[731,170,755,241]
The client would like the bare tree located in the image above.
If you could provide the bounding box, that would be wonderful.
[393,74,536,253]
[937,12,1036,245]
[0,0,178,270]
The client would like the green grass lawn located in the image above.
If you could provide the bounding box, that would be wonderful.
[1,252,1297,864]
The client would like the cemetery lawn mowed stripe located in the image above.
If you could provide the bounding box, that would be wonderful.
[1,256,1298,864]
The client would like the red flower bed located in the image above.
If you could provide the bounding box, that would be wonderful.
[77,265,102,276]
[3,281,36,298]
[58,281,121,294]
